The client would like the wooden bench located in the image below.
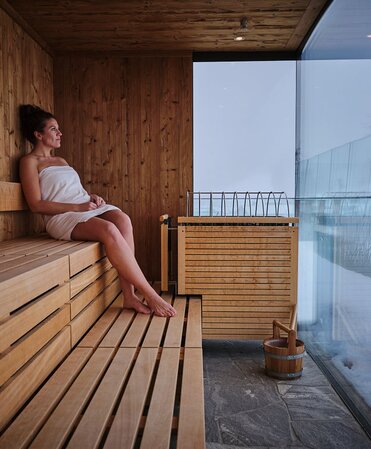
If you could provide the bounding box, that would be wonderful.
[0,285,205,449]
[0,235,119,432]
[0,183,206,448]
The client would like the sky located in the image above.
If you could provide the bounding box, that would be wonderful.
[193,61,296,197]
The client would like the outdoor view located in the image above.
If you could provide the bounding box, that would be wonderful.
[193,60,296,218]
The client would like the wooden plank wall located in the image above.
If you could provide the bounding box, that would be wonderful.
[0,7,53,241]
[54,55,192,280]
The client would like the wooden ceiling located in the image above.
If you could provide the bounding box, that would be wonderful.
[6,0,330,54]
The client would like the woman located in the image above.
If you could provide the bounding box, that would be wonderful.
[19,104,176,317]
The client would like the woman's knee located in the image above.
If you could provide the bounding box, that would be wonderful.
[115,211,133,234]
[120,211,132,228]
[100,220,124,245]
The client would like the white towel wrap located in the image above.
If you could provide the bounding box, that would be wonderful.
[39,165,119,240]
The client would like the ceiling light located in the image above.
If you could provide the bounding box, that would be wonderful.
[367,34,371,38]
[234,16,248,41]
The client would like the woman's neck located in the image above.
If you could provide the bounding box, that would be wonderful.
[31,145,53,158]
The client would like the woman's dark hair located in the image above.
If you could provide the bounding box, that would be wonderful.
[19,104,55,146]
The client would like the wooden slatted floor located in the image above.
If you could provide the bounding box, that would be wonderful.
[0,288,205,449]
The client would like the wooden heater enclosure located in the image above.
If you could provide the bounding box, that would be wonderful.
[177,216,298,340]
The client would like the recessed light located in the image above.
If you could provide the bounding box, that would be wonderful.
[367,34,371,38]
[234,36,244,41]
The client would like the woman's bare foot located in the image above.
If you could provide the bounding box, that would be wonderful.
[123,293,151,314]
[145,293,176,317]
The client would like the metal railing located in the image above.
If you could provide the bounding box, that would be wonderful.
[186,191,291,217]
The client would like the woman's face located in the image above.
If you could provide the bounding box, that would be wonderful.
[35,118,62,149]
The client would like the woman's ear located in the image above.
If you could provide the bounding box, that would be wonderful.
[34,130,42,141]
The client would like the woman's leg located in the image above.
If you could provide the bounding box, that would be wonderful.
[71,216,176,317]
[97,210,140,309]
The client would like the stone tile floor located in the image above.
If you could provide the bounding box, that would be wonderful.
[203,340,371,449]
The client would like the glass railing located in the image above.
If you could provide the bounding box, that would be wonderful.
[295,195,371,437]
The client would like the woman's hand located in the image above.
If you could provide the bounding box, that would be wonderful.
[76,201,98,212]
[90,194,106,207]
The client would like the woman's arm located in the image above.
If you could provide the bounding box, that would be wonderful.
[19,157,97,215]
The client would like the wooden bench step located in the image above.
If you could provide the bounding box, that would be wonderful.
[0,292,206,449]
[0,255,69,319]
[0,236,118,434]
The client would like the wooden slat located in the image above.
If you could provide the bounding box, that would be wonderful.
[0,254,45,273]
[202,293,290,300]
[0,327,70,432]
[202,311,290,318]
[142,294,173,348]
[185,299,202,348]
[186,276,290,283]
[0,348,92,449]
[178,226,186,294]
[34,241,82,256]
[186,254,291,261]
[0,255,69,318]
[163,297,186,348]
[0,283,69,352]
[184,225,295,235]
[0,305,70,386]
[179,216,298,224]
[160,216,168,291]
[140,348,180,449]
[203,299,290,307]
[185,236,291,243]
[177,348,205,449]
[69,278,121,346]
[120,312,151,348]
[0,239,61,256]
[186,283,290,291]
[185,242,291,250]
[29,348,114,449]
[185,248,291,255]
[185,266,291,273]
[65,347,136,449]
[70,257,112,298]
[58,242,105,276]
[188,288,290,295]
[70,267,118,318]
[0,181,27,211]
[290,227,299,305]
[203,316,290,324]
[203,305,290,312]
[185,259,291,266]
[202,322,288,329]
[104,348,158,449]
[202,333,272,340]
[0,237,48,252]
[99,309,135,348]
[77,304,122,349]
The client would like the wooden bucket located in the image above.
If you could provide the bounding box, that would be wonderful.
[263,320,305,380]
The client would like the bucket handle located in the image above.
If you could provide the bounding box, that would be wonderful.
[273,320,297,355]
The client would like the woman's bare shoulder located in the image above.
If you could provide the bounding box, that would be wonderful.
[20,153,38,169]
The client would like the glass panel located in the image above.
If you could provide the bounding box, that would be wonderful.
[193,61,296,197]
[297,0,371,434]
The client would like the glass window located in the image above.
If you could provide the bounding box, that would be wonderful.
[297,0,371,434]
[194,61,296,197]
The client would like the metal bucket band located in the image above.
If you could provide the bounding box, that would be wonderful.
[265,369,303,379]
[264,351,305,361]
